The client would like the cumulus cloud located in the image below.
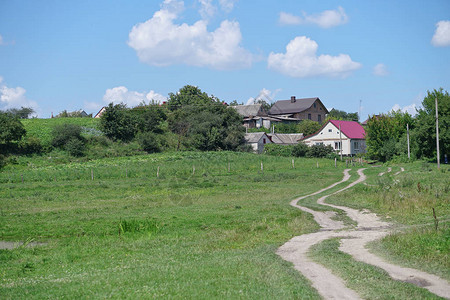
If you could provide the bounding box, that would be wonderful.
[279,7,348,28]
[391,103,418,116]
[431,20,450,47]
[102,86,167,107]
[246,88,281,105]
[199,0,217,19]
[268,36,361,78]
[219,0,237,13]
[0,78,39,111]
[127,0,252,70]
[373,63,389,76]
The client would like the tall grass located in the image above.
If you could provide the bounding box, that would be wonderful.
[0,151,345,298]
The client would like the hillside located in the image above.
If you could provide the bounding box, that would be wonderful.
[21,118,100,146]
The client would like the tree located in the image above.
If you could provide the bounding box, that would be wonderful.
[326,108,359,122]
[6,107,35,119]
[131,105,167,134]
[167,85,212,111]
[0,112,26,145]
[168,86,245,151]
[365,111,414,161]
[414,88,449,161]
[99,103,137,142]
[296,120,321,136]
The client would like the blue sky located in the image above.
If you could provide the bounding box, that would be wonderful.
[1,0,449,120]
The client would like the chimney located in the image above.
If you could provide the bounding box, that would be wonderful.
[291,96,296,103]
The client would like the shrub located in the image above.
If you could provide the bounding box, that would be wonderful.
[292,143,309,157]
[137,132,161,153]
[306,144,334,158]
[65,137,85,156]
[264,144,294,157]
[19,137,43,155]
[51,124,84,148]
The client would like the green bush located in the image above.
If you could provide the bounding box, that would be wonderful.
[292,143,309,157]
[137,132,161,153]
[65,137,85,156]
[306,144,334,158]
[264,144,294,157]
[19,136,43,155]
[51,124,84,148]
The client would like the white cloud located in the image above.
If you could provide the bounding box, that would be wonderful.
[432,20,450,47]
[102,86,167,107]
[198,0,216,19]
[127,0,252,70]
[279,12,302,25]
[279,7,348,28]
[219,0,237,13]
[268,36,361,78]
[373,63,389,76]
[391,103,418,116]
[0,79,39,111]
[246,88,281,105]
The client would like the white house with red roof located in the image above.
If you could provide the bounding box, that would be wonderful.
[301,120,366,156]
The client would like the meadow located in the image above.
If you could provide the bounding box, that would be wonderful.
[1,151,448,298]
[1,152,347,298]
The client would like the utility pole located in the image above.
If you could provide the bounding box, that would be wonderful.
[407,123,410,160]
[435,97,440,169]
[339,124,343,161]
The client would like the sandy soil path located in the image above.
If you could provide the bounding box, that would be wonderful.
[277,168,450,299]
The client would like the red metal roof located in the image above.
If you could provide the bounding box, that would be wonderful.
[330,120,366,139]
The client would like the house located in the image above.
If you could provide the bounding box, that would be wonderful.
[301,120,366,156]
[268,133,304,145]
[231,104,278,129]
[94,107,106,118]
[244,132,272,154]
[269,96,328,123]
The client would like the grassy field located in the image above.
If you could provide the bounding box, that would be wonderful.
[1,151,448,298]
[0,151,350,298]
[21,118,100,146]
[325,162,450,281]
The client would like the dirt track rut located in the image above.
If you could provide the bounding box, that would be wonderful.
[277,168,450,299]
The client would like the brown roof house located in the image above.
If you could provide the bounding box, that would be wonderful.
[232,104,279,129]
[269,96,328,123]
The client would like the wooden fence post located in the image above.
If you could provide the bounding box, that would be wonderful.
[292,159,295,169]
[335,157,337,168]
[91,169,94,181]
[157,166,160,178]
[261,161,263,172]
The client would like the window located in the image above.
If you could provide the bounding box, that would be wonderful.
[313,103,316,108]
[263,138,266,144]
[328,129,332,133]
[315,142,323,146]
[335,142,341,150]
[308,113,311,120]
[354,141,359,150]
[318,115,321,122]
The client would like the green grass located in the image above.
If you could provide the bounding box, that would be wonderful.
[0,151,349,298]
[309,238,442,300]
[325,162,450,280]
[21,118,100,146]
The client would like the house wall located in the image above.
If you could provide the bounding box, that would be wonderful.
[293,100,326,123]
[249,136,272,154]
[302,122,366,155]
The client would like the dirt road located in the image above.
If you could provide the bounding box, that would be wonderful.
[277,168,450,299]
